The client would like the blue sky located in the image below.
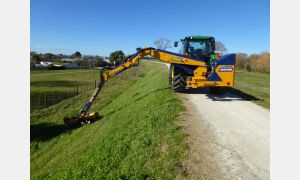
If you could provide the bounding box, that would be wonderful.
[30,0,270,56]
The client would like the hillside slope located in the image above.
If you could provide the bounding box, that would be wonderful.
[30,61,187,179]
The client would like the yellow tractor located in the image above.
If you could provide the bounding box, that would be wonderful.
[64,36,236,127]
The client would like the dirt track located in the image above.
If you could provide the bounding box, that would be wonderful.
[179,89,269,179]
[150,61,269,179]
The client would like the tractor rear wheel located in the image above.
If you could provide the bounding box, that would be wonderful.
[170,65,186,92]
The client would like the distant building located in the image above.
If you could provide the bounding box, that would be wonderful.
[40,61,52,67]
[61,58,76,62]
[103,57,109,63]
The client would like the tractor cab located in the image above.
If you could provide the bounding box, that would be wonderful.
[174,36,217,65]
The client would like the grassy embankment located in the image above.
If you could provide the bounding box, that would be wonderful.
[233,70,270,108]
[30,61,187,179]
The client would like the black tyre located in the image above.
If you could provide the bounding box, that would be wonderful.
[170,65,186,92]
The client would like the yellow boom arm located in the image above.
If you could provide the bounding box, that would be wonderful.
[64,47,235,127]
[103,47,205,80]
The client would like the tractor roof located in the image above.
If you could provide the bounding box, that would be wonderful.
[185,36,214,40]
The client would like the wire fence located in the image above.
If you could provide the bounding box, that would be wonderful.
[30,80,99,111]
[30,65,145,112]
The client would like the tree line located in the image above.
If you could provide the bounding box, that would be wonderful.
[31,38,269,72]
[30,51,110,68]
[236,52,270,73]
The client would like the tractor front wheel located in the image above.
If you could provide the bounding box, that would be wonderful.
[170,65,186,93]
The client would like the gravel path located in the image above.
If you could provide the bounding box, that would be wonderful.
[149,61,269,179]
[179,89,269,179]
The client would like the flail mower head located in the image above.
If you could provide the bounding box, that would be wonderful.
[64,112,101,128]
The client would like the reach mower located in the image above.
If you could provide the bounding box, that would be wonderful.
[64,36,236,127]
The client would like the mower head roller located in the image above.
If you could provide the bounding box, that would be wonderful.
[64,112,101,128]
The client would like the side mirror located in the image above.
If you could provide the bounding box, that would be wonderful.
[174,41,178,47]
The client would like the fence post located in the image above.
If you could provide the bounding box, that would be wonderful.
[52,92,54,105]
[38,96,41,109]
[76,86,79,95]
[44,93,47,108]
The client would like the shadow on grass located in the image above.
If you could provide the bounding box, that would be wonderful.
[31,123,70,142]
[226,87,261,101]
[184,87,260,102]
[134,87,170,102]
[104,87,170,117]
[31,80,84,87]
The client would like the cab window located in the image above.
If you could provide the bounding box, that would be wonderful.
[187,40,213,56]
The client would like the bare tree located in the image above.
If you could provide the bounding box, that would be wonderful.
[236,53,248,69]
[215,41,227,53]
[154,38,172,50]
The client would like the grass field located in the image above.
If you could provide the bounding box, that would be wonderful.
[30,61,187,179]
[31,69,100,93]
[233,70,270,108]
[30,69,100,111]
